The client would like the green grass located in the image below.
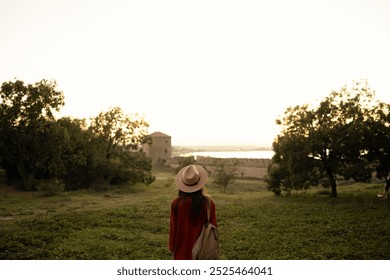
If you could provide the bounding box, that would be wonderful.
[1,167,389,260]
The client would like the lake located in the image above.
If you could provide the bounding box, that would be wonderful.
[179,150,274,159]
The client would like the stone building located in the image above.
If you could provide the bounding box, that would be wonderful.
[143,132,172,165]
[142,131,271,178]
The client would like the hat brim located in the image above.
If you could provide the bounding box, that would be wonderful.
[175,165,208,193]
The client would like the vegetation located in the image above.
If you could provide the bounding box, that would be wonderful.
[1,167,389,260]
[0,79,154,191]
[1,77,389,260]
[0,80,65,190]
[213,159,238,192]
[267,81,390,197]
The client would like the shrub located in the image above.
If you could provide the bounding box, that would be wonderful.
[36,179,65,197]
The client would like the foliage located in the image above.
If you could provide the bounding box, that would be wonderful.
[0,79,155,191]
[0,79,66,190]
[57,110,154,190]
[88,107,154,187]
[268,80,387,197]
[56,117,96,190]
[35,178,65,197]
[365,102,390,189]
[213,159,238,192]
[89,107,149,160]
[266,133,320,195]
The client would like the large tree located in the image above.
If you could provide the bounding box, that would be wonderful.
[89,107,149,160]
[267,81,380,197]
[0,80,66,190]
[88,107,154,185]
[268,132,320,195]
[366,102,390,190]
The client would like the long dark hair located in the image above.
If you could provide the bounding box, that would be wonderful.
[178,189,207,221]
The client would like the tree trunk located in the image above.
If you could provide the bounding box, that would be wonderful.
[16,164,37,191]
[385,176,390,192]
[325,166,337,198]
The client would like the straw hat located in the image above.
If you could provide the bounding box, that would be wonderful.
[175,165,208,193]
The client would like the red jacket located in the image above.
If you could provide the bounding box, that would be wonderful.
[169,196,217,260]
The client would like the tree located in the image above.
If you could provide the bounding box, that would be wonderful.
[58,113,155,190]
[89,107,149,159]
[56,117,96,190]
[213,159,237,192]
[0,79,66,190]
[88,107,153,186]
[268,81,379,197]
[366,102,390,190]
[267,133,320,195]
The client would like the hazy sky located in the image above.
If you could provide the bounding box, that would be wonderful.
[1,0,389,146]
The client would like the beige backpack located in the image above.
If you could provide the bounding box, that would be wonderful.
[192,198,220,260]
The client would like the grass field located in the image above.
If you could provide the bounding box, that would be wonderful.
[1,166,389,260]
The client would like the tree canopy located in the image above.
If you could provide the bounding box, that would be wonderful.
[88,107,153,187]
[0,80,66,190]
[0,79,154,191]
[267,81,389,197]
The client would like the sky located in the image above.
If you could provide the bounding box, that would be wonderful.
[1,0,389,147]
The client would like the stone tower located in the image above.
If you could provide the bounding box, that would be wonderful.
[143,132,172,164]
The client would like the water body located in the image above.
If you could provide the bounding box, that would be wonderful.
[180,150,274,159]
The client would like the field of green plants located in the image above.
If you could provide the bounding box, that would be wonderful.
[1,166,389,260]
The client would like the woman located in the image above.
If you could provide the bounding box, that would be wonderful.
[169,164,217,260]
